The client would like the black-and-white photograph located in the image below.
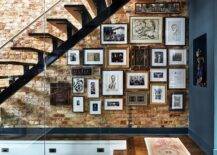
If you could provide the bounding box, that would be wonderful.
[68,50,80,65]
[73,97,84,112]
[73,78,84,93]
[154,52,164,63]
[107,49,129,68]
[129,76,145,86]
[151,49,167,66]
[126,72,149,89]
[87,79,99,98]
[169,49,187,65]
[131,46,150,67]
[111,53,123,63]
[84,49,104,65]
[151,84,166,104]
[104,99,123,110]
[127,92,148,106]
[150,69,167,82]
[90,100,101,115]
[170,94,184,111]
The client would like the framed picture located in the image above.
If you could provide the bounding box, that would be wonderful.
[104,98,123,110]
[102,71,123,96]
[72,78,85,93]
[135,2,181,14]
[90,100,101,115]
[84,48,104,65]
[151,49,167,67]
[126,92,148,106]
[170,93,185,111]
[165,17,186,45]
[73,97,84,112]
[71,67,92,76]
[150,69,167,82]
[87,79,99,98]
[150,84,167,104]
[131,46,150,68]
[169,69,186,89]
[101,24,128,44]
[126,72,149,89]
[130,17,163,43]
[169,49,187,66]
[68,50,80,65]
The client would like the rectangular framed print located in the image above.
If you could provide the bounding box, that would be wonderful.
[68,50,80,65]
[170,93,184,111]
[150,84,167,104]
[169,49,187,65]
[73,97,84,112]
[72,78,85,93]
[130,17,163,43]
[169,69,186,89]
[165,17,186,45]
[87,79,99,98]
[150,69,167,82]
[90,100,101,115]
[126,72,149,89]
[104,98,123,110]
[101,24,128,44]
[84,48,104,65]
[151,49,167,67]
[131,46,150,68]
[126,92,148,106]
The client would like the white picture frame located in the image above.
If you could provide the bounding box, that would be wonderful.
[84,48,104,65]
[104,98,123,110]
[72,78,85,93]
[87,79,99,98]
[67,50,80,65]
[151,49,167,67]
[90,100,101,115]
[171,94,184,111]
[169,49,187,65]
[73,97,84,112]
[169,69,186,89]
[150,69,167,82]
[126,72,149,89]
[150,84,167,104]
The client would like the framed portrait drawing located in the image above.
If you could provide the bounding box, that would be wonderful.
[68,50,80,65]
[102,71,123,96]
[104,98,123,110]
[150,84,167,104]
[126,92,148,106]
[87,79,99,98]
[101,24,128,44]
[73,97,84,112]
[131,46,150,68]
[169,69,186,89]
[170,93,184,111]
[150,69,167,82]
[151,49,167,67]
[126,72,149,89]
[84,48,104,65]
[169,49,187,66]
[130,17,163,43]
[165,17,186,45]
[72,78,85,93]
[90,100,101,115]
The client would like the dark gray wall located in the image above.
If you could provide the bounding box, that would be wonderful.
[189,0,214,154]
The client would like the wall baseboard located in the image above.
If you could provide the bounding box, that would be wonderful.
[213,149,217,155]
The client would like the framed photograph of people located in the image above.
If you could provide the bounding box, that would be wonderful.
[165,17,186,45]
[87,79,99,98]
[103,71,123,96]
[169,49,187,66]
[84,48,104,65]
[104,98,123,110]
[151,49,167,67]
[169,69,186,89]
[150,84,167,104]
[170,93,185,111]
[126,72,149,89]
[73,97,84,112]
[90,100,101,115]
[72,78,85,93]
[150,69,167,82]
[130,17,163,43]
[126,92,148,106]
[101,24,128,44]
[131,46,150,68]
[68,50,80,65]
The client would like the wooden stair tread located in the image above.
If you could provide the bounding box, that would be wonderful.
[0,64,24,77]
[0,61,37,65]
[11,47,48,53]
[0,78,10,88]
[29,32,64,43]
[64,4,87,11]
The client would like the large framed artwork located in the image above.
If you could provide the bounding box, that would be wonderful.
[193,34,207,87]
[169,49,187,66]
[101,24,128,44]
[130,17,163,43]
[104,98,123,110]
[87,79,99,98]
[165,17,186,45]
[68,49,80,65]
[150,84,167,105]
[89,100,101,115]
[73,97,84,112]
[84,48,104,65]
[126,72,149,90]
[102,71,123,96]
[169,69,186,89]
[131,46,150,68]
[151,49,167,67]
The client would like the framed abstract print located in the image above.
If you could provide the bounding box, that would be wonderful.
[150,68,167,82]
[169,69,186,89]
[126,72,149,90]
[169,49,187,66]
[131,46,150,68]
[165,17,186,45]
[151,49,167,67]
[170,93,184,111]
[150,84,167,105]
[87,79,99,98]
[126,92,148,106]
[68,49,80,65]
[104,98,123,110]
[72,78,85,94]
[84,48,104,65]
[73,97,84,112]
[90,100,101,115]
[130,17,163,43]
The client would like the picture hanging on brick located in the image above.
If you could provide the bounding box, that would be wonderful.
[169,69,186,89]
[90,100,101,115]
[104,98,123,110]
[84,48,104,65]
[72,78,85,93]
[131,46,150,68]
[169,49,187,66]
[68,49,80,65]
[73,97,84,112]
[126,92,148,106]
[87,79,99,98]
[170,93,185,111]
[151,49,167,67]
[150,68,167,82]
[150,84,167,105]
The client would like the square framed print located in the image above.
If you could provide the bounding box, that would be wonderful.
[150,84,167,104]
[151,49,167,67]
[90,100,101,115]
[87,79,99,98]
[72,78,85,93]
[84,48,104,65]
[104,98,123,110]
[68,50,80,65]
[150,68,167,82]
[169,49,187,66]
[126,92,148,106]
[102,71,123,96]
[101,24,128,44]
[170,93,184,111]
[165,17,186,45]
[131,46,150,68]
[169,69,186,89]
[73,97,84,112]
[126,72,149,90]
[130,16,163,43]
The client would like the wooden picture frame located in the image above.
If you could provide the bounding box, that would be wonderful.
[169,68,187,89]
[73,97,84,112]
[126,92,148,106]
[87,79,99,98]
[104,98,123,110]
[72,78,85,94]
[84,48,104,65]
[151,49,167,67]
[131,46,150,68]
[89,100,101,115]
[150,84,167,105]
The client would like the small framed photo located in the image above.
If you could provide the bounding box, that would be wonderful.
[90,100,101,115]
[165,17,186,45]
[104,98,123,110]
[84,48,104,65]
[102,71,123,96]
[68,50,80,65]
[87,79,99,98]
[131,46,150,68]
[151,49,167,67]
[170,93,184,111]
[150,69,167,82]
[169,69,186,89]
[73,97,84,112]
[169,49,187,66]
[126,92,148,106]
[150,84,167,104]
[72,78,85,94]
[101,24,128,44]
[126,72,149,89]
[130,17,163,43]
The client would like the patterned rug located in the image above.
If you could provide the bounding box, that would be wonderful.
[145,137,191,155]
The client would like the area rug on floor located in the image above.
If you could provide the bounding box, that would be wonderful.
[145,137,191,155]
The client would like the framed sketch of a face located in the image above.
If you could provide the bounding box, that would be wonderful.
[68,50,80,65]
[73,97,84,112]
[84,49,104,65]
[150,69,167,82]
[102,71,123,96]
[72,78,84,93]
[126,72,149,89]
[130,17,163,43]
[90,100,101,115]
[87,79,99,98]
[104,98,123,110]
[150,84,167,104]
[169,69,186,89]
[165,17,186,45]
[170,93,184,111]
[169,49,187,66]
[151,49,167,67]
